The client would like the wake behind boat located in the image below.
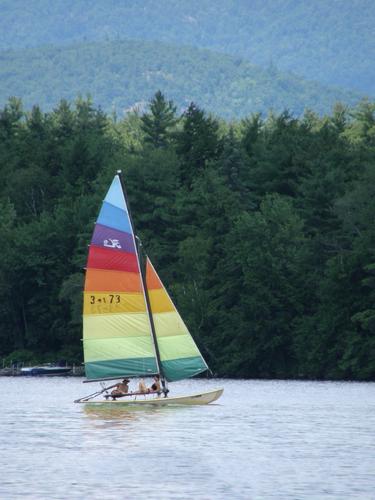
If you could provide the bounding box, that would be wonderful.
[75,171,223,406]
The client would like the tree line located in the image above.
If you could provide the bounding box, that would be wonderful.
[0,92,374,380]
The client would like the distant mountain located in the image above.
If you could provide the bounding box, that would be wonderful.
[0,0,374,95]
[0,40,362,118]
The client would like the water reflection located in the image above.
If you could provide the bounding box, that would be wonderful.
[82,402,194,429]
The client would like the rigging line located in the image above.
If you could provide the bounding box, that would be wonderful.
[74,382,119,403]
[117,170,168,396]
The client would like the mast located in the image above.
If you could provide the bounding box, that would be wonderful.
[116,170,168,394]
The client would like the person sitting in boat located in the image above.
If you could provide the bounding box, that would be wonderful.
[138,378,148,393]
[150,374,161,393]
[111,378,130,397]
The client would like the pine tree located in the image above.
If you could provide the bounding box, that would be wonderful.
[241,113,262,157]
[141,91,177,148]
[175,102,220,187]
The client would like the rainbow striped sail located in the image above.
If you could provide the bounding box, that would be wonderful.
[83,172,208,383]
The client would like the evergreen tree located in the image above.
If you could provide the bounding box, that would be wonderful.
[141,91,177,148]
[218,128,254,208]
[241,113,262,157]
[175,102,220,187]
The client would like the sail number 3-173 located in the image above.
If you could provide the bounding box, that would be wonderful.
[90,295,121,304]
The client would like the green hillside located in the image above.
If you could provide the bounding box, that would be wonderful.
[0,0,374,95]
[0,40,361,118]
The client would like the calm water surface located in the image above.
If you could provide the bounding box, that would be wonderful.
[0,377,374,499]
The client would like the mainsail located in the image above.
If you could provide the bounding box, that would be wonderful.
[83,175,158,380]
[83,172,209,383]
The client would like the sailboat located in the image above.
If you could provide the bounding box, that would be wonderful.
[75,171,223,405]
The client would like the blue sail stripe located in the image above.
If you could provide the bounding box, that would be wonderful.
[97,202,132,234]
[104,175,129,212]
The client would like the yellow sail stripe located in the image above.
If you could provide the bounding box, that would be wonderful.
[83,313,151,339]
[148,289,175,313]
[84,336,156,363]
[152,311,190,337]
[83,292,146,315]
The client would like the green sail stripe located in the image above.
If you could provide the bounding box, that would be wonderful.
[84,336,155,363]
[85,357,158,380]
[161,356,207,382]
[157,334,202,361]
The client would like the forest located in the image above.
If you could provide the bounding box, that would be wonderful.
[0,92,374,381]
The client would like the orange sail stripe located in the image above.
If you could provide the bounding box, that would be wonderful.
[146,259,163,289]
[85,268,142,293]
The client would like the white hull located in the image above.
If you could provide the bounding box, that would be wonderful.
[79,388,223,406]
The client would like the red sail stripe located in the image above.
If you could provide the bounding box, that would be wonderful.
[87,245,139,273]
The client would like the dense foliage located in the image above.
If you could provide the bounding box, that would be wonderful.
[1,94,374,381]
[0,40,361,118]
[0,0,374,95]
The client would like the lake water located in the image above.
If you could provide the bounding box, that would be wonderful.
[0,377,374,499]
